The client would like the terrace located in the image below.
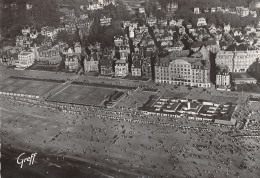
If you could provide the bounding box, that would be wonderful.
[162,91,189,100]
[141,88,159,92]
[9,76,65,83]
[72,81,138,90]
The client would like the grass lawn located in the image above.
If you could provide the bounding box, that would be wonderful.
[27,63,59,72]
[0,78,61,96]
[48,85,116,106]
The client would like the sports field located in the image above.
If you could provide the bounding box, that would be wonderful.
[0,78,61,96]
[47,85,116,106]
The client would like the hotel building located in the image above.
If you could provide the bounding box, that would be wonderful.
[155,54,211,87]
[216,50,260,72]
[17,51,35,68]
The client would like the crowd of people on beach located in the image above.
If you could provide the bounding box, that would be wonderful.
[1,93,260,177]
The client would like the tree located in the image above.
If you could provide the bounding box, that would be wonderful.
[32,34,45,46]
[73,28,81,43]
[222,14,240,27]
[56,31,73,45]
[155,10,166,20]
[240,16,256,27]
[215,12,224,26]
[175,7,194,21]
[207,15,217,25]
[1,0,60,39]
[115,1,131,21]
[249,32,256,38]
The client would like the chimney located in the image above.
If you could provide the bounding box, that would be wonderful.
[187,101,191,110]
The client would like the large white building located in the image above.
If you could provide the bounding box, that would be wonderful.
[155,55,211,88]
[17,51,35,68]
[215,50,260,72]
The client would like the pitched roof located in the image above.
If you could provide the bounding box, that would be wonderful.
[86,52,99,61]
[100,57,113,67]
[191,41,204,48]
[37,45,51,53]
[115,59,127,64]
[132,59,142,68]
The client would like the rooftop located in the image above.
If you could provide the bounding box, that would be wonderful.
[115,59,127,64]
[19,51,33,56]
[230,72,256,79]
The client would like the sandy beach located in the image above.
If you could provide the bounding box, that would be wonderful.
[1,94,260,178]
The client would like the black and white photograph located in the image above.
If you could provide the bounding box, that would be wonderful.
[1,0,260,177]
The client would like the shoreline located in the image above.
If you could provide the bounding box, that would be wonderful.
[1,143,138,178]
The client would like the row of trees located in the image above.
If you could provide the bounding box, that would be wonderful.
[144,0,257,28]
[157,0,254,9]
[176,9,256,28]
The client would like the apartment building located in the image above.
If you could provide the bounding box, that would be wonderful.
[115,59,128,77]
[35,45,61,65]
[197,17,207,27]
[216,67,230,88]
[16,36,31,49]
[84,53,99,72]
[65,55,79,71]
[100,15,112,26]
[216,50,260,72]
[131,59,142,76]
[166,1,178,13]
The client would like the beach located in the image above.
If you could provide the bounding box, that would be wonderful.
[1,95,260,178]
